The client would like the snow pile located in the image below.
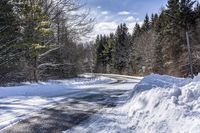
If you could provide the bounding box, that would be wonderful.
[124,74,200,132]
[66,74,200,133]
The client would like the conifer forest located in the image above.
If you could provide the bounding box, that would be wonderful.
[0,0,200,84]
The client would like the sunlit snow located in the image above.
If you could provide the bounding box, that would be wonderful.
[64,74,200,133]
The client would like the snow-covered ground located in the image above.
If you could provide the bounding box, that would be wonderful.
[2,73,200,133]
[64,74,200,133]
[0,75,118,131]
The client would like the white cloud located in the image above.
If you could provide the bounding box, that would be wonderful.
[118,11,131,15]
[97,6,101,9]
[127,22,137,32]
[81,21,118,42]
[132,12,138,15]
[101,11,109,15]
[95,22,118,34]
[126,16,140,22]
[80,8,143,42]
[126,16,135,21]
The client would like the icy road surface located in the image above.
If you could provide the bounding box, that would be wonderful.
[0,74,141,133]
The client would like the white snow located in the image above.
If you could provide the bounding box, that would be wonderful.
[2,73,200,133]
[65,74,200,133]
[0,75,117,131]
[0,75,116,98]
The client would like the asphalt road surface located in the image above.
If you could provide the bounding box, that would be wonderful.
[1,74,141,133]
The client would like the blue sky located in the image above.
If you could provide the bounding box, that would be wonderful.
[81,0,167,41]
[86,0,167,20]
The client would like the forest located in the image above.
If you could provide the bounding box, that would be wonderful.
[0,0,94,84]
[1,0,200,85]
[94,0,200,77]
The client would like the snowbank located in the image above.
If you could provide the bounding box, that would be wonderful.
[66,74,200,133]
[124,74,200,132]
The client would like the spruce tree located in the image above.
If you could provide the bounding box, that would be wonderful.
[194,3,200,18]
[179,0,196,29]
[104,33,115,73]
[95,35,106,73]
[0,0,23,83]
[19,0,52,82]
[151,13,159,29]
[141,14,150,32]
[132,23,141,38]
[114,23,129,73]
[0,0,21,65]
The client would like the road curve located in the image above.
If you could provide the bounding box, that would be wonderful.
[1,74,141,133]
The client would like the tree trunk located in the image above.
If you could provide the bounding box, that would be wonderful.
[186,31,194,78]
[33,56,38,82]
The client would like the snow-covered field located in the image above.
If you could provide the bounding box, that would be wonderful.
[65,74,200,133]
[0,75,117,131]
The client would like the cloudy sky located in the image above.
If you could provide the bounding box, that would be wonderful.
[81,0,168,41]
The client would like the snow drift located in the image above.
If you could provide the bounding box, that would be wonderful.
[125,74,200,132]
[66,74,200,133]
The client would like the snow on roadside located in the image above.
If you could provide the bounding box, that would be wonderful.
[65,74,200,133]
[0,75,116,131]
[0,75,116,98]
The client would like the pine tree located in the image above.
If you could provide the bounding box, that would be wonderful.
[113,23,129,73]
[179,0,196,29]
[132,23,141,38]
[104,33,115,73]
[165,0,196,31]
[153,44,164,74]
[151,13,159,29]
[0,0,23,83]
[18,0,52,82]
[194,3,200,18]
[166,0,182,57]
[141,14,150,32]
[94,35,106,73]
[102,35,108,66]
[0,0,21,65]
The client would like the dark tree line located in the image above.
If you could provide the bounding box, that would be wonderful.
[0,0,94,84]
[94,0,200,77]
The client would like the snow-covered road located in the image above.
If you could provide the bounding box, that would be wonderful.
[1,73,200,133]
[65,74,200,133]
[0,74,141,133]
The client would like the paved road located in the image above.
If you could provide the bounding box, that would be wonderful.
[2,75,141,133]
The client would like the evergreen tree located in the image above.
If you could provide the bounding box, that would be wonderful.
[194,3,200,17]
[0,0,21,65]
[141,14,150,32]
[151,13,159,29]
[105,33,115,73]
[94,35,106,73]
[18,0,52,82]
[113,23,129,73]
[102,35,108,66]
[166,0,184,60]
[179,0,196,29]
[153,44,164,74]
[151,14,155,28]
[0,0,23,83]
[132,23,141,38]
